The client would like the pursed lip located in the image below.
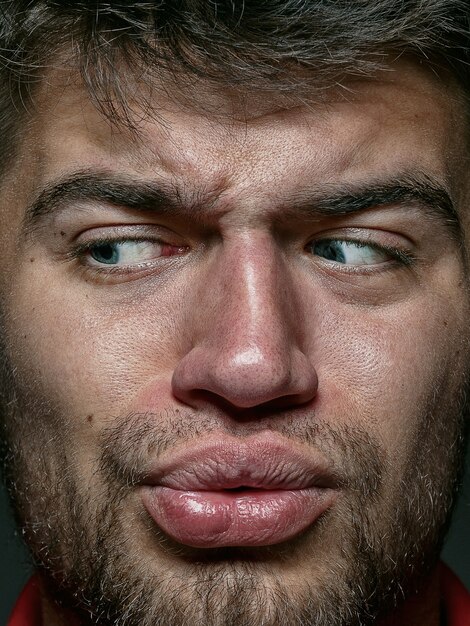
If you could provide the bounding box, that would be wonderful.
[140,431,338,491]
[139,432,338,548]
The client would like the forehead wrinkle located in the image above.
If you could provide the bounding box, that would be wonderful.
[100,86,391,186]
[15,59,468,242]
[31,62,446,182]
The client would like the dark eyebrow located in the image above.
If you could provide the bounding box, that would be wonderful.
[282,173,461,241]
[22,169,462,242]
[22,171,195,237]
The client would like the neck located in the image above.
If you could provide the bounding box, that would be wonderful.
[378,567,442,626]
[39,579,82,626]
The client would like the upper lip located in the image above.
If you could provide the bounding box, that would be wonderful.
[142,432,338,491]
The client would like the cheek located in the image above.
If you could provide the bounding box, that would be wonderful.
[304,291,467,458]
[5,269,187,420]
[5,255,468,463]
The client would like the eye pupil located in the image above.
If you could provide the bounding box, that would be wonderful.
[314,240,346,264]
[91,243,118,264]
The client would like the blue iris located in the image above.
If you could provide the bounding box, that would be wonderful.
[90,243,120,265]
[313,240,346,264]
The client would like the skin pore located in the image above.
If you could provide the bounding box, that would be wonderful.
[0,59,470,625]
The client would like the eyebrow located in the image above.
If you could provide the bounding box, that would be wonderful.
[22,169,462,241]
[283,173,461,240]
[23,171,197,235]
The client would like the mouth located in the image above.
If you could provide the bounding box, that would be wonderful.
[140,432,338,548]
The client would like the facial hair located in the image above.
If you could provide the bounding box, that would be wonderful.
[0,347,468,626]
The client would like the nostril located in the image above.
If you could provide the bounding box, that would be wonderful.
[172,344,318,412]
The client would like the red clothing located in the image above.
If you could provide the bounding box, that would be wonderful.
[7,565,470,625]
[7,577,42,626]
[441,566,470,626]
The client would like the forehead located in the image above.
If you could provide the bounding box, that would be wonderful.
[6,59,470,221]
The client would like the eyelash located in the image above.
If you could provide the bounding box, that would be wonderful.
[67,237,182,272]
[308,238,415,266]
[65,234,416,282]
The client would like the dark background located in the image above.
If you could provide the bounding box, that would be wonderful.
[1,447,469,624]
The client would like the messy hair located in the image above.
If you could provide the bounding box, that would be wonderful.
[0,1,469,158]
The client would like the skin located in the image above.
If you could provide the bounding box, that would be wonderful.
[1,59,470,625]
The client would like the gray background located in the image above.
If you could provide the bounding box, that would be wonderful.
[1,447,469,625]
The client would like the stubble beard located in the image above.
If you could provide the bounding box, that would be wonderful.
[0,356,468,626]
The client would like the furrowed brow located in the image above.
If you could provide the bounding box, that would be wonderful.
[21,171,199,237]
[22,170,462,244]
[286,173,462,242]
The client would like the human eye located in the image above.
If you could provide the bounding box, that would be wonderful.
[308,237,413,269]
[82,239,180,267]
[68,228,189,279]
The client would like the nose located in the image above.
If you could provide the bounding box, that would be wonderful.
[171,233,318,411]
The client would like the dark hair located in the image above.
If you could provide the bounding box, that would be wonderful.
[0,1,469,162]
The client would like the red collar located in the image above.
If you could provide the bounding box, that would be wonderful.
[8,565,470,625]
[7,577,42,626]
[440,564,470,626]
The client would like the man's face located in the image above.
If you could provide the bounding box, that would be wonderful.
[0,60,469,626]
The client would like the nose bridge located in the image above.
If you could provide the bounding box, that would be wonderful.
[171,231,318,409]
[211,233,289,359]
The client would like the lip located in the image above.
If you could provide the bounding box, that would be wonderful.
[140,432,338,548]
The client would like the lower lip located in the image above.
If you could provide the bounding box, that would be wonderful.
[141,486,335,548]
